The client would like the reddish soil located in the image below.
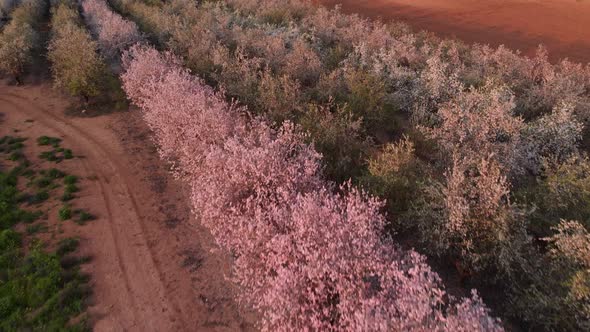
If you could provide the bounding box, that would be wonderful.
[0,83,256,331]
[317,0,590,64]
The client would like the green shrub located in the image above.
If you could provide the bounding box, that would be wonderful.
[63,149,73,159]
[0,245,89,330]
[39,150,58,161]
[0,229,21,251]
[518,156,590,237]
[300,103,371,182]
[64,183,78,194]
[26,222,47,234]
[19,210,42,223]
[46,168,65,179]
[76,210,95,225]
[61,192,74,202]
[511,220,590,330]
[36,176,53,188]
[58,205,72,221]
[56,237,78,256]
[29,190,49,204]
[37,136,62,146]
[361,137,424,217]
[63,175,77,185]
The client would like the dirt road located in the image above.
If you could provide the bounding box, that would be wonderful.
[318,0,590,64]
[0,84,255,331]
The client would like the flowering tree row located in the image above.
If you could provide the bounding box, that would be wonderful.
[48,0,108,100]
[0,0,46,82]
[120,44,502,331]
[110,1,590,328]
[80,0,142,62]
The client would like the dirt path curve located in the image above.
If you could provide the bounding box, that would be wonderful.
[318,0,590,64]
[0,84,256,331]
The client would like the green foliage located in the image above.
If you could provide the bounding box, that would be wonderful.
[76,211,94,225]
[0,229,21,251]
[61,182,78,202]
[38,140,73,163]
[39,151,58,162]
[35,176,53,188]
[61,192,74,202]
[37,136,62,147]
[0,141,89,331]
[56,237,79,256]
[29,190,49,204]
[64,183,78,194]
[510,220,590,331]
[45,168,65,179]
[26,222,48,234]
[361,136,424,218]
[300,102,372,182]
[0,245,90,331]
[58,205,72,221]
[64,175,77,185]
[518,156,590,237]
[63,149,73,159]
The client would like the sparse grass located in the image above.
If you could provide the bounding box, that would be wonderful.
[1,121,112,330]
[0,141,91,330]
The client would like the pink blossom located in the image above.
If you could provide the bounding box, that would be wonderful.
[121,45,502,331]
[81,0,142,60]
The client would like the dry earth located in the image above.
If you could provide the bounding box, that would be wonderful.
[0,83,256,331]
[318,0,590,64]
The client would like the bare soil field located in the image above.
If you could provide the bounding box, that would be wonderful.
[0,83,256,331]
[318,0,590,63]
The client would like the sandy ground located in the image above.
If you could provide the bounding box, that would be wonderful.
[317,0,590,64]
[0,83,257,331]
